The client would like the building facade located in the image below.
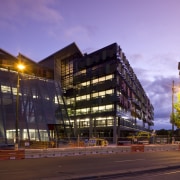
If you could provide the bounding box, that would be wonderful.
[0,49,72,145]
[41,43,154,143]
[0,42,154,145]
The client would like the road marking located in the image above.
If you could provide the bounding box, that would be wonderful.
[140,170,180,178]
[164,170,180,175]
[115,159,145,163]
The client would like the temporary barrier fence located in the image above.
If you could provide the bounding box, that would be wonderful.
[1,144,180,160]
[0,150,25,160]
[24,144,180,159]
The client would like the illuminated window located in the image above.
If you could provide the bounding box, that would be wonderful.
[12,87,17,95]
[107,119,113,126]
[92,92,98,98]
[99,106,105,111]
[106,104,113,110]
[96,120,106,127]
[1,85,11,93]
[92,75,113,85]
[79,121,89,127]
[6,130,16,141]
[81,81,90,86]
[106,89,113,94]
[54,96,63,104]
[76,109,81,115]
[92,78,98,84]
[86,94,90,100]
[99,76,106,82]
[81,108,87,114]
[81,95,87,100]
[76,94,90,101]
[92,106,99,113]
[106,74,113,80]
[96,117,106,121]
[99,91,105,96]
[76,108,90,115]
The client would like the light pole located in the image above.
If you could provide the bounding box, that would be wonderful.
[15,63,25,150]
[172,80,175,137]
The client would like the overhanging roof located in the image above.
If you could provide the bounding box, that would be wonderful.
[39,42,83,63]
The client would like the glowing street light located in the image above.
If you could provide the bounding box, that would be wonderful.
[17,64,25,71]
[15,63,25,150]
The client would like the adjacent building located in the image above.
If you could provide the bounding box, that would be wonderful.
[0,42,154,145]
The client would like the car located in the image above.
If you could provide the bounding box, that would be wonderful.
[127,131,151,144]
[88,138,108,146]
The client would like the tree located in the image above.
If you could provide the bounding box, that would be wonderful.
[156,129,170,136]
[172,93,180,128]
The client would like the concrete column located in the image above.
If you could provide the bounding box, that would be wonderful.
[89,117,93,138]
[113,116,117,144]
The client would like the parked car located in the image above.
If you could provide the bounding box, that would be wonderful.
[128,131,151,144]
[88,138,108,146]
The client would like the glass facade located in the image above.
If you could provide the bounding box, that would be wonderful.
[53,43,154,143]
[0,67,72,145]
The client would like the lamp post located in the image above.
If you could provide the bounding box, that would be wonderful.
[172,80,175,137]
[15,63,25,150]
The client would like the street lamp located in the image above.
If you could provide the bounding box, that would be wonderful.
[15,63,25,150]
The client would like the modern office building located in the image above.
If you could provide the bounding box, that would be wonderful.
[40,43,154,143]
[0,42,154,145]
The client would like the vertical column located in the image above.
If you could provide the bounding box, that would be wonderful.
[74,119,78,137]
[114,73,118,144]
[113,116,117,144]
[117,117,121,137]
[89,117,93,138]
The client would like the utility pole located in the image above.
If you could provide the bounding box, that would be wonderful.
[172,80,174,136]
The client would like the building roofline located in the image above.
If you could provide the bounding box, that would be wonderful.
[39,42,83,63]
[18,53,38,65]
[0,48,18,60]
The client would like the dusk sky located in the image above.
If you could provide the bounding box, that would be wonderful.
[1,0,180,130]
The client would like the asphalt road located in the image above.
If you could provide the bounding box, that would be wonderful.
[1,151,180,179]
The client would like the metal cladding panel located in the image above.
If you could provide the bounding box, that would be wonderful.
[0,71,72,143]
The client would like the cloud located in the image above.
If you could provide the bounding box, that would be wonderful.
[121,52,175,130]
[129,52,179,130]
[24,0,63,24]
[129,53,144,63]
[129,52,179,77]
[65,25,95,42]
[137,72,179,130]
[154,118,172,130]
[0,0,63,29]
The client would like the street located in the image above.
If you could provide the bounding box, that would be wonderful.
[1,151,180,179]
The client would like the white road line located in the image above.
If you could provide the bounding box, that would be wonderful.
[164,170,180,175]
[115,159,145,163]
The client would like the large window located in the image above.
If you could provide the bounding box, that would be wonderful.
[76,108,90,115]
[92,89,113,98]
[92,74,113,85]
[76,94,90,101]
[91,104,113,113]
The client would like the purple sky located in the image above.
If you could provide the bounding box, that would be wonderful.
[1,0,180,130]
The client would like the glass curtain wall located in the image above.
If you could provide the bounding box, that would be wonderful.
[0,68,71,145]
